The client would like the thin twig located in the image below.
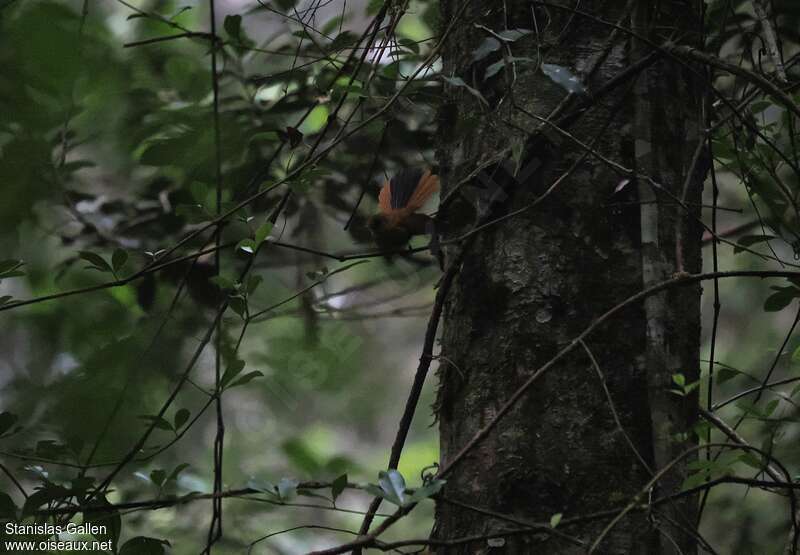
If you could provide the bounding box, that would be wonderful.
[699,407,783,483]
[751,0,787,83]
[437,270,800,481]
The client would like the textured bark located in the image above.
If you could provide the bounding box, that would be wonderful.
[434,1,705,554]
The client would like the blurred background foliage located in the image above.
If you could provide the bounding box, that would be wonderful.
[0,0,799,553]
[0,0,442,552]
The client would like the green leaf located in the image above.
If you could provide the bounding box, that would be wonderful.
[112,249,128,273]
[330,31,358,51]
[150,469,166,487]
[764,399,780,417]
[331,473,347,502]
[22,485,71,517]
[247,478,277,495]
[397,37,420,55]
[78,251,112,273]
[246,274,263,295]
[71,476,94,494]
[407,479,445,504]
[716,366,740,384]
[220,359,246,389]
[170,6,193,21]
[682,471,709,490]
[496,28,533,41]
[485,56,535,79]
[333,83,367,99]
[168,463,191,483]
[289,178,312,195]
[670,373,699,397]
[472,37,501,62]
[139,415,174,432]
[377,469,406,506]
[297,488,332,502]
[229,296,247,319]
[173,408,190,430]
[321,15,344,35]
[227,371,264,389]
[0,412,18,436]
[712,137,737,161]
[83,495,121,550]
[683,380,700,394]
[749,100,772,114]
[764,288,797,312]
[277,477,299,500]
[0,492,17,520]
[119,537,170,555]
[210,275,236,291]
[299,105,328,135]
[364,483,387,500]
[739,452,767,471]
[734,234,776,253]
[289,166,329,195]
[441,76,488,106]
[255,222,273,246]
[237,238,257,254]
[485,60,506,79]
[550,513,563,528]
[224,14,242,41]
[736,401,766,419]
[0,259,24,278]
[541,63,586,94]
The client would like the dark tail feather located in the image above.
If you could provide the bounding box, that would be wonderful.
[389,168,425,210]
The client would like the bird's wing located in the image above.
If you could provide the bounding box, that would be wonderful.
[378,179,393,214]
[406,171,439,212]
[378,169,438,215]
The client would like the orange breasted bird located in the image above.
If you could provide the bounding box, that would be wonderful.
[366,168,439,251]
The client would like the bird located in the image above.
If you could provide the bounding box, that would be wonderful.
[366,167,439,252]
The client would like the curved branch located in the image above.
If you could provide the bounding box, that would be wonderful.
[666,44,800,120]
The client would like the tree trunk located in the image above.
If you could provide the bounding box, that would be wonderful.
[434,1,705,553]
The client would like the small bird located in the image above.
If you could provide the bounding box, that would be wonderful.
[366,168,439,252]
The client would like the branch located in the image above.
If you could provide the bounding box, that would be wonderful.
[699,407,784,483]
[701,219,761,244]
[309,505,412,555]
[123,32,211,48]
[248,261,368,321]
[354,250,464,538]
[30,481,374,517]
[437,270,800,480]
[666,44,800,120]
[714,375,800,410]
[588,443,796,553]
[580,340,652,473]
[751,0,788,83]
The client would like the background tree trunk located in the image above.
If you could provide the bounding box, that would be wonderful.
[434,1,706,553]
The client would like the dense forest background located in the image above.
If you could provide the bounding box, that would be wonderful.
[0,0,799,553]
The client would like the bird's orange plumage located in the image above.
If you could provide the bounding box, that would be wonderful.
[377,169,438,224]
